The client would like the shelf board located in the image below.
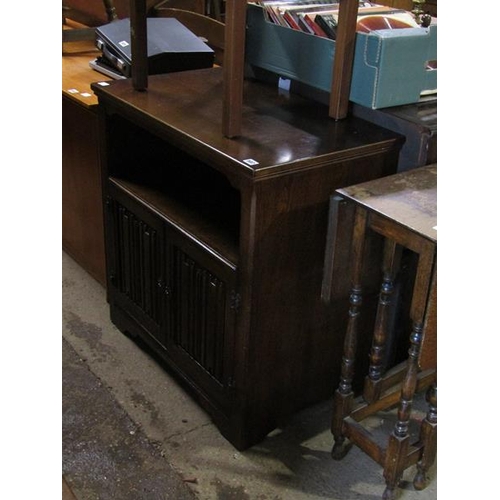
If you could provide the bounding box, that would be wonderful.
[110,177,239,270]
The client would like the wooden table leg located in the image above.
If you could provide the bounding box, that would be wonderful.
[414,382,437,490]
[382,248,435,500]
[331,206,367,459]
[364,240,402,404]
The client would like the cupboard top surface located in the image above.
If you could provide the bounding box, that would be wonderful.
[92,67,402,180]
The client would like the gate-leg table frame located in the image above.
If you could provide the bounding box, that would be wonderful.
[330,165,437,500]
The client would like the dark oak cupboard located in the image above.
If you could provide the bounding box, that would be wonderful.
[93,67,402,449]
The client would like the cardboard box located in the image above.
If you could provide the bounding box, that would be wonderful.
[245,4,437,109]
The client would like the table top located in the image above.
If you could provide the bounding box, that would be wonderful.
[336,164,437,243]
[62,20,112,108]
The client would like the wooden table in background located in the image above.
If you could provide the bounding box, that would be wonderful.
[62,22,110,285]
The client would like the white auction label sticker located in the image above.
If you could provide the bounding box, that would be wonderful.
[243,158,259,166]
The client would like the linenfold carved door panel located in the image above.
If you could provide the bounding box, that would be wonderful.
[105,191,165,347]
[105,182,236,413]
[163,228,237,413]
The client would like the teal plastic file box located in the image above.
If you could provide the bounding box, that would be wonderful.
[245,4,437,109]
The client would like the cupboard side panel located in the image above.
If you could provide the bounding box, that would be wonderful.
[238,150,398,446]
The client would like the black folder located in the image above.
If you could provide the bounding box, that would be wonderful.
[95,17,214,77]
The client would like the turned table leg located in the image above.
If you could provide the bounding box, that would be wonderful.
[383,321,423,500]
[364,240,402,404]
[414,382,437,490]
[382,248,435,500]
[331,207,367,460]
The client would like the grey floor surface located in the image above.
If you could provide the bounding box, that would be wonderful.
[62,251,437,500]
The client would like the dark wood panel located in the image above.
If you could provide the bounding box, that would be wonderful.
[235,153,397,446]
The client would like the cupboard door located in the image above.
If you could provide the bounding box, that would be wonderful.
[105,192,166,348]
[164,232,237,412]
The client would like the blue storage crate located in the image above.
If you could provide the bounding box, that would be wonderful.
[245,4,437,109]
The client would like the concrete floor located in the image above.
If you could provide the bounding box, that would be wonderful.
[62,251,437,500]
